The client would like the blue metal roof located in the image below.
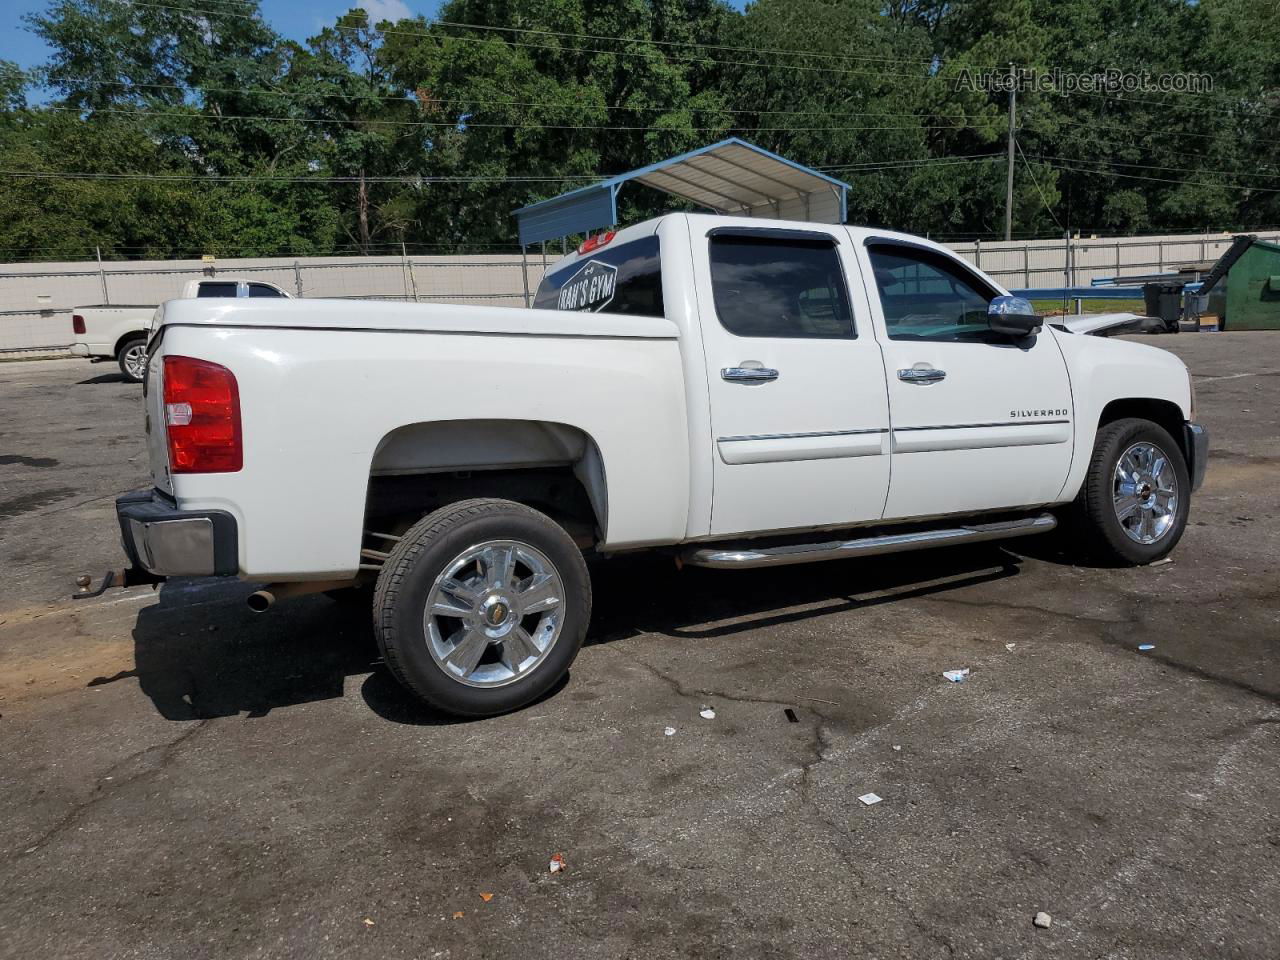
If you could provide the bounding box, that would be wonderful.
[514,138,850,247]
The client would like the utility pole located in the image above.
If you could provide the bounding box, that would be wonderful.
[1005,62,1016,242]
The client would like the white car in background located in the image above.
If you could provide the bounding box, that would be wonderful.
[69,278,291,382]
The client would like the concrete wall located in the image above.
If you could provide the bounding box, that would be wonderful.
[0,252,552,353]
[6,230,1280,354]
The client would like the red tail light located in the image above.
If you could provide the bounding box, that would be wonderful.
[162,356,242,473]
[72,314,86,335]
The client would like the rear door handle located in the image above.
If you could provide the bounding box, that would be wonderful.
[897,367,946,385]
[722,366,780,384]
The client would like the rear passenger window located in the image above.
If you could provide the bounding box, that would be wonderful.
[709,235,853,338]
[248,283,284,298]
[533,236,664,317]
[196,282,238,298]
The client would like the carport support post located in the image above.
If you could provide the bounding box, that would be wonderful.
[401,241,419,302]
[95,246,109,305]
[521,245,531,308]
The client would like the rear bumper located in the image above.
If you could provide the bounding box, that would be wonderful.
[69,343,90,357]
[1185,422,1209,492]
[116,489,239,577]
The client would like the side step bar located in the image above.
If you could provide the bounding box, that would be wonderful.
[682,514,1057,570]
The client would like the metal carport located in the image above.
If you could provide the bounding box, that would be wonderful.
[513,137,849,248]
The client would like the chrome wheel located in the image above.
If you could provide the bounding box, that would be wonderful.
[1113,441,1179,545]
[121,342,147,381]
[423,540,564,688]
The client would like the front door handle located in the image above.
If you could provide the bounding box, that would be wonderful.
[722,366,780,384]
[897,366,946,385]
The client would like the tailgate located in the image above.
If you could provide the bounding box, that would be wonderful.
[143,339,174,495]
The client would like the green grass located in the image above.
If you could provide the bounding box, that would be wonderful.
[1031,298,1145,316]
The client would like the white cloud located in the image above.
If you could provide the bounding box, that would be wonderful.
[358,0,412,23]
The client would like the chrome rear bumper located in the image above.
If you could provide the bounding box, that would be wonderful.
[116,489,238,577]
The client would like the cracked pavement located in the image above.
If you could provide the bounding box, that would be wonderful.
[1,336,1279,959]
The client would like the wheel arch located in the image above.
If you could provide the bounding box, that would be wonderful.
[113,328,147,358]
[361,418,608,545]
[1097,398,1190,464]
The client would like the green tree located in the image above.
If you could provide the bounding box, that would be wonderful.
[380,0,734,251]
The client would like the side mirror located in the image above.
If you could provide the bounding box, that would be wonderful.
[987,295,1042,337]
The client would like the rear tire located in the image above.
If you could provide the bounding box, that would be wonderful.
[117,335,147,383]
[373,498,591,717]
[1067,417,1190,565]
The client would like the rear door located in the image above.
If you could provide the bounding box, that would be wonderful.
[857,239,1073,519]
[692,225,892,536]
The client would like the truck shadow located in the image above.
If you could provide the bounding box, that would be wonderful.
[119,545,1022,725]
[76,373,132,385]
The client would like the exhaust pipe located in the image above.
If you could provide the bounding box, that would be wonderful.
[246,579,358,613]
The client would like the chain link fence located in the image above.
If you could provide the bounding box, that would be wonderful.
[4,230,1279,355]
[950,230,1280,290]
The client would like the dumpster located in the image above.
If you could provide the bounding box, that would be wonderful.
[1205,238,1280,331]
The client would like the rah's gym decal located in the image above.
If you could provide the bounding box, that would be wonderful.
[556,260,618,312]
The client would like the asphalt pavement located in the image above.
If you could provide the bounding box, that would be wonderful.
[0,336,1277,959]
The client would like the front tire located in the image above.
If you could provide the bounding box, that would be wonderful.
[1068,417,1190,565]
[117,335,147,383]
[373,499,591,717]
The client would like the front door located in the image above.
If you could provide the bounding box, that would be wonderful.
[692,225,892,537]
[856,239,1074,520]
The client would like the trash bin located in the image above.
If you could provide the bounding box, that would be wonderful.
[1142,282,1184,331]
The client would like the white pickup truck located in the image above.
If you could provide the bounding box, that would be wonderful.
[70,278,291,382]
[92,214,1207,717]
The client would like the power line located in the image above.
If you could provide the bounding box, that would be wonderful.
[6,70,991,122]
[17,5,1279,119]
[115,0,939,67]
[118,1,941,81]
[1032,152,1280,182]
[1015,140,1063,230]
[819,153,1001,171]
[0,169,600,183]
[1068,83,1280,122]
[1043,111,1280,150]
[1030,157,1280,194]
[40,104,978,134]
[0,155,1002,184]
[420,15,940,68]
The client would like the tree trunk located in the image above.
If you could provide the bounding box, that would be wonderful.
[357,168,370,255]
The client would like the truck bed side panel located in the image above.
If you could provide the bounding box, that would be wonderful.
[157,325,690,579]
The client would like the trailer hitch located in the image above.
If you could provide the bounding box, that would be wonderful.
[72,567,164,600]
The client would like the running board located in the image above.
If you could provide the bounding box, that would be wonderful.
[682,514,1057,570]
